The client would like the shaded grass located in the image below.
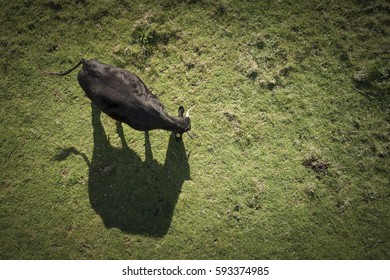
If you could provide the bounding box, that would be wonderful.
[0,0,389,259]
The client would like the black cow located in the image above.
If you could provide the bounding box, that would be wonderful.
[49,58,192,141]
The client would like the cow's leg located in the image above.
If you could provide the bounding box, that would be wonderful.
[116,121,128,149]
[144,131,153,163]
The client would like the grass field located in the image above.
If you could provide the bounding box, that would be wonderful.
[1,0,389,259]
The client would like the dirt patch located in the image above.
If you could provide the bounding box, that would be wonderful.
[223,111,238,122]
[302,156,329,174]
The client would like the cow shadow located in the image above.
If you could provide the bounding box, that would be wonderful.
[57,103,190,237]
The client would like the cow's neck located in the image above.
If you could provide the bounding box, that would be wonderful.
[161,115,187,132]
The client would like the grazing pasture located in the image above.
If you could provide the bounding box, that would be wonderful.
[0,0,389,259]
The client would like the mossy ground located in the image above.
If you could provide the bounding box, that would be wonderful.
[1,0,389,259]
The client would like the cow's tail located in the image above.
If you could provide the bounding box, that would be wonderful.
[46,58,85,76]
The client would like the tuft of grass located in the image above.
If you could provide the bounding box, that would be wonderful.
[0,0,389,259]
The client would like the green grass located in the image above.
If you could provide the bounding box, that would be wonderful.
[1,0,389,259]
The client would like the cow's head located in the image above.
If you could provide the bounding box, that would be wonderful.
[174,106,192,142]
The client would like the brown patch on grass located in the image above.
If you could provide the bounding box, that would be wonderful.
[302,156,329,174]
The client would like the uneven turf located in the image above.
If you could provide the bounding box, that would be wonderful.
[0,0,389,259]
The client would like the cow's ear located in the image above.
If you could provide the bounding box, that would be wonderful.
[178,106,184,117]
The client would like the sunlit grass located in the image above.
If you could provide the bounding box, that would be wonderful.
[0,0,389,259]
